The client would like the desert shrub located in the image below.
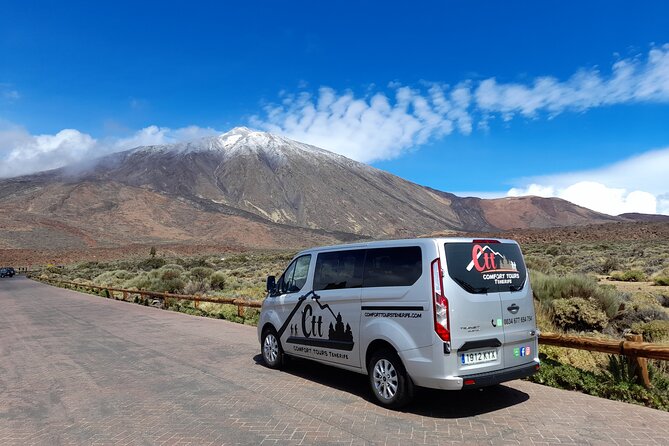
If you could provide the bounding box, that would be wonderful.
[531,271,622,317]
[151,275,185,293]
[189,267,214,281]
[123,272,153,290]
[183,279,211,295]
[657,294,669,308]
[553,255,574,267]
[160,269,182,281]
[610,270,646,282]
[611,307,669,333]
[601,257,620,274]
[654,276,669,286]
[137,257,166,270]
[209,271,227,290]
[632,320,669,343]
[551,297,608,331]
[178,257,211,269]
[545,245,560,256]
[161,264,185,273]
[94,270,133,286]
[525,255,551,274]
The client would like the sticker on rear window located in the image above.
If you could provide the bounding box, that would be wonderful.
[444,242,527,294]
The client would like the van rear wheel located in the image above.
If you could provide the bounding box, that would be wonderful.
[368,349,413,408]
[261,328,284,369]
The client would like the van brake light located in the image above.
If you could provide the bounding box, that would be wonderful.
[431,258,450,342]
[472,239,500,244]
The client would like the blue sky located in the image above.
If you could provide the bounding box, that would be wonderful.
[1,1,669,214]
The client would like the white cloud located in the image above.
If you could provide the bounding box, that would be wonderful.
[0,121,220,178]
[251,84,472,163]
[252,44,669,162]
[475,44,669,118]
[506,147,669,216]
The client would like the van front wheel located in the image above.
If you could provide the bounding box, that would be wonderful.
[261,329,284,369]
[368,350,413,408]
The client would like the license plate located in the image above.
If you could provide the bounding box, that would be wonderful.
[461,349,497,365]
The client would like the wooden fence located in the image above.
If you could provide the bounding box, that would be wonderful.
[538,331,669,388]
[33,276,669,387]
[38,278,262,317]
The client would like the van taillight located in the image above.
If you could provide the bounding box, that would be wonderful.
[472,239,500,244]
[431,258,450,342]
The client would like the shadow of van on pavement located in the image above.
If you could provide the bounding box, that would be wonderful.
[252,354,529,418]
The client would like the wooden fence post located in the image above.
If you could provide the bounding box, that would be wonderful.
[625,333,651,388]
[237,304,245,318]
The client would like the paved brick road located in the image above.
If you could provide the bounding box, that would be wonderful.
[1,276,668,445]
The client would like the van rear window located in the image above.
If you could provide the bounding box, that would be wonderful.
[444,242,526,294]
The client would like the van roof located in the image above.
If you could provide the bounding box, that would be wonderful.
[295,236,519,257]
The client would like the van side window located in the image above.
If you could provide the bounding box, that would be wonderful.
[314,249,365,291]
[279,254,311,294]
[363,247,422,287]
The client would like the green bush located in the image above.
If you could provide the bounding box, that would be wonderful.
[654,276,669,286]
[184,279,210,295]
[551,297,608,331]
[94,270,133,286]
[632,320,669,343]
[545,245,560,256]
[601,257,620,274]
[610,270,646,282]
[531,271,622,317]
[189,267,214,281]
[209,271,227,290]
[137,257,166,270]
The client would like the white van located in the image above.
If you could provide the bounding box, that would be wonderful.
[258,238,540,408]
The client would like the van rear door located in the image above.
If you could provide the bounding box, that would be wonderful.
[443,240,535,373]
[443,241,506,374]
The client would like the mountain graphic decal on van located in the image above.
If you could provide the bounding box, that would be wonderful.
[281,291,355,351]
[466,244,518,273]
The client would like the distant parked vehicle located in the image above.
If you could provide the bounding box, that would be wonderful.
[0,267,16,278]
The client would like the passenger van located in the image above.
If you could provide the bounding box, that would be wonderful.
[258,238,539,408]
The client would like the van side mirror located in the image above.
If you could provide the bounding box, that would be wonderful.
[266,275,276,294]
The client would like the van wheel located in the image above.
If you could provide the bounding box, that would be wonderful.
[368,349,413,408]
[261,328,284,369]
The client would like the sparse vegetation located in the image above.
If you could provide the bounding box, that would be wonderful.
[529,353,669,410]
[610,270,646,282]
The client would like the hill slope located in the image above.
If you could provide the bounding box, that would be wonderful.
[0,127,621,251]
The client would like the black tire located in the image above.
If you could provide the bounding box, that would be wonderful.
[368,349,414,408]
[261,328,284,369]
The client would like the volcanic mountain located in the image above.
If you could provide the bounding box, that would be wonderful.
[0,127,621,252]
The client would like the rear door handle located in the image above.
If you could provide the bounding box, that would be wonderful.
[507,304,519,314]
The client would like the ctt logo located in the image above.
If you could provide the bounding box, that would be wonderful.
[281,292,355,351]
[466,244,518,273]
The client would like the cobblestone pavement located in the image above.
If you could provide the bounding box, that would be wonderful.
[1,276,668,445]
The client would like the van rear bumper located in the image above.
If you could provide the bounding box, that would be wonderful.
[414,360,540,390]
[459,360,540,389]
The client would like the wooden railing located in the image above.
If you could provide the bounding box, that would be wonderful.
[37,278,262,317]
[539,332,669,388]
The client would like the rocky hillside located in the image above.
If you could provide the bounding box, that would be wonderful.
[0,127,621,251]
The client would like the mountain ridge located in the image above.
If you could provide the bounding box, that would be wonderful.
[0,127,623,251]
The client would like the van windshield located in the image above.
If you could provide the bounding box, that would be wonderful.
[444,242,527,294]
